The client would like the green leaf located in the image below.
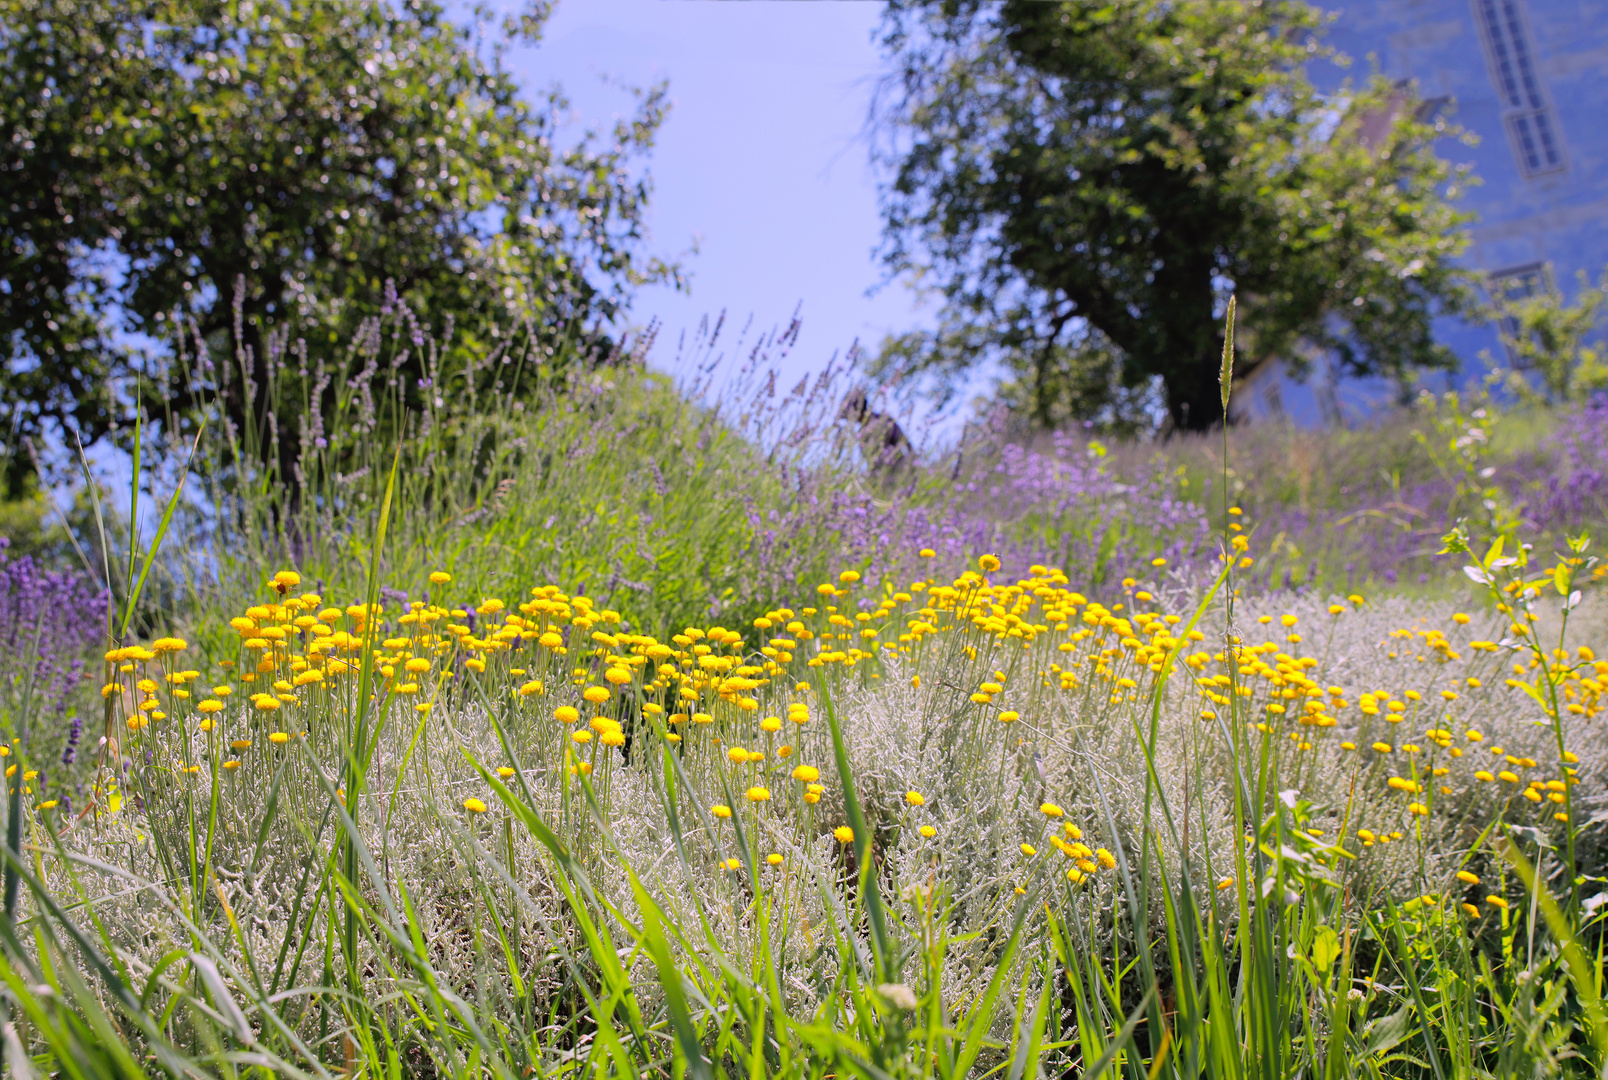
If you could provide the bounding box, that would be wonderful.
[1310,925,1340,972]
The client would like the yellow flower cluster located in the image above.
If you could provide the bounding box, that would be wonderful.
[79,546,1592,912]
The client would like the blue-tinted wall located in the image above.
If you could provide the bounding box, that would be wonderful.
[1235,0,1608,425]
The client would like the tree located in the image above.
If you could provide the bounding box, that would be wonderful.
[1488,267,1608,405]
[0,0,678,495]
[872,0,1474,431]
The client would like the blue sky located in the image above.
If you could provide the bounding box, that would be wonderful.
[499,1,932,388]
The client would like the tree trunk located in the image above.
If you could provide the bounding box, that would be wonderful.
[1166,344,1226,432]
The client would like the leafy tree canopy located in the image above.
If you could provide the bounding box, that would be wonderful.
[0,0,678,495]
[871,0,1474,432]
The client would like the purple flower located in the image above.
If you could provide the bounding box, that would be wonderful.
[0,538,108,761]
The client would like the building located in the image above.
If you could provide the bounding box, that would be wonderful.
[1233,0,1608,425]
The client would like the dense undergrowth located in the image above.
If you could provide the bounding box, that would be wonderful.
[1,304,1607,1076]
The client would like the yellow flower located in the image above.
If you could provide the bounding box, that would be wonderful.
[269,732,289,744]
[760,715,782,733]
[464,798,488,813]
[554,706,580,724]
[833,826,854,844]
[198,700,223,714]
[746,786,771,803]
[404,658,431,674]
[998,710,1020,724]
[1039,802,1064,818]
[919,824,936,838]
[582,686,611,705]
[518,680,543,697]
[1095,848,1117,869]
[571,730,592,744]
[538,631,564,649]
[230,740,251,751]
[839,570,861,584]
[766,853,784,866]
[1020,843,1037,857]
[1461,902,1481,918]
[604,667,632,686]
[1456,870,1480,885]
[918,548,936,558]
[430,571,452,585]
[979,554,1001,573]
[791,765,819,783]
[1485,895,1509,910]
[722,858,741,871]
[151,637,187,653]
[497,767,516,778]
[904,790,924,806]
